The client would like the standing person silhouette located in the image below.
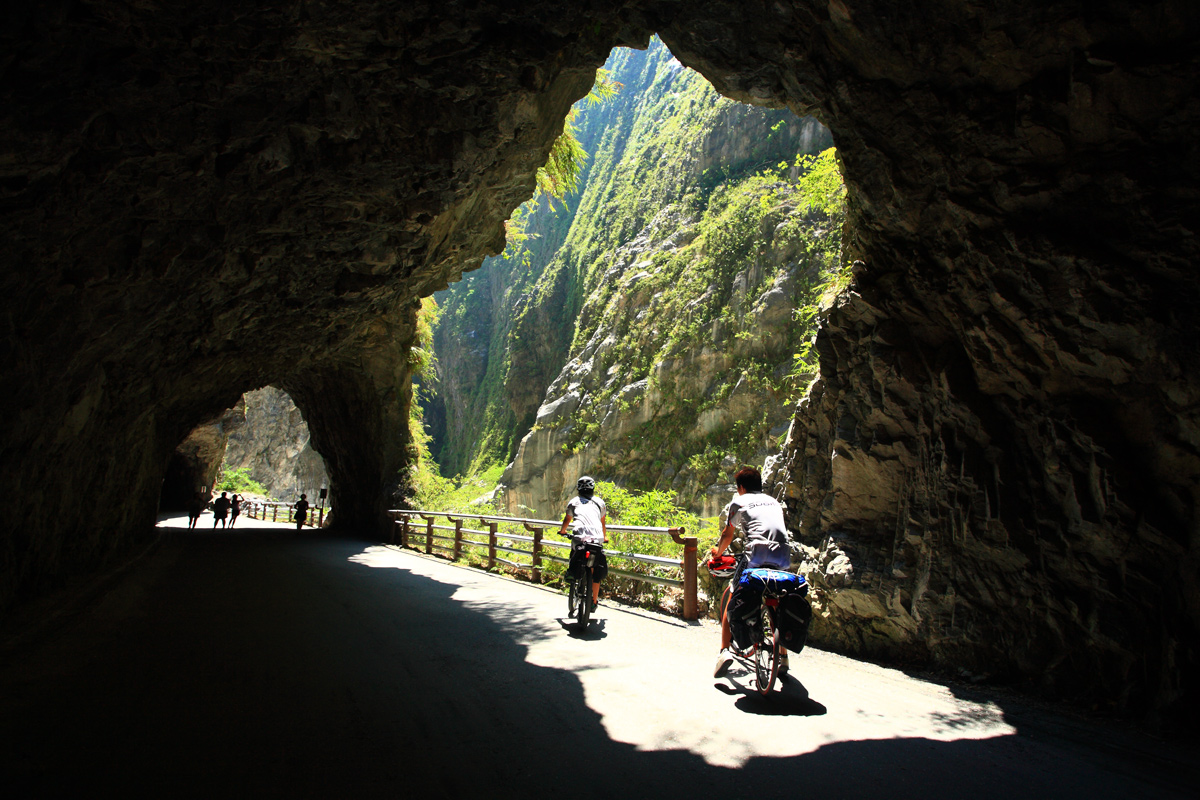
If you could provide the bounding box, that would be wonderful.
[212,492,231,529]
[229,493,242,528]
[187,492,204,530]
[292,494,310,535]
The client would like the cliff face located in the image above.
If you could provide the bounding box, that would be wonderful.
[499,173,838,520]
[222,387,328,500]
[2,1,1198,721]
[430,39,835,515]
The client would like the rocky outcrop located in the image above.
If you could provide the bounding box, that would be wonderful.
[2,1,1197,721]
[161,401,246,511]
[222,387,328,500]
[501,199,833,519]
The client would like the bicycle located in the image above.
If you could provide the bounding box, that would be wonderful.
[566,537,604,629]
[715,558,807,695]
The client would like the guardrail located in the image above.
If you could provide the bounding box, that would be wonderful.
[244,500,327,528]
[387,509,699,620]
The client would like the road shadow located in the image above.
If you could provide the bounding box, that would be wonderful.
[1,529,1191,799]
[556,617,609,640]
[713,664,827,716]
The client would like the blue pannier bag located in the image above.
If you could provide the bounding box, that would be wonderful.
[739,568,807,596]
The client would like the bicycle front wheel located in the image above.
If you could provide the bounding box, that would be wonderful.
[755,607,779,695]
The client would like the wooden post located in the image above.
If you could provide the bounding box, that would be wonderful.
[318,507,325,527]
[487,521,497,569]
[423,515,434,554]
[272,504,278,522]
[671,527,699,621]
[452,517,463,561]
[525,523,543,583]
[400,514,410,548]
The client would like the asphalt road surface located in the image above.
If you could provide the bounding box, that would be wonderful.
[1,514,1195,798]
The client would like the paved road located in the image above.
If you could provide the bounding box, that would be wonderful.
[1,515,1194,798]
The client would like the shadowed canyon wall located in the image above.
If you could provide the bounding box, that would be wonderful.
[2,2,1197,721]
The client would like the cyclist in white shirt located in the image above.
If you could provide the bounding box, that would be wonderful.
[711,467,792,677]
[558,476,608,612]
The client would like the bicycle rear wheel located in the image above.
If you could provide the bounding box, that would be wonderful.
[568,577,581,619]
[577,569,592,629]
[755,608,779,695]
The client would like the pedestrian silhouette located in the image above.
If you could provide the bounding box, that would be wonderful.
[187,493,203,530]
[212,492,231,529]
[292,493,310,535]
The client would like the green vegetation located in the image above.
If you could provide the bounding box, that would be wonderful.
[419,38,847,518]
[215,467,266,496]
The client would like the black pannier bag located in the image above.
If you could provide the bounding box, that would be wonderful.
[727,587,762,651]
[776,591,812,653]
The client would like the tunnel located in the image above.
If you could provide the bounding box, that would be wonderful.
[1,1,1197,722]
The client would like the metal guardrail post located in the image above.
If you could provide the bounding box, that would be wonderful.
[422,515,434,554]
[669,527,698,620]
[487,522,497,569]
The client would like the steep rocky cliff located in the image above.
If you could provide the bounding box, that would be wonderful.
[222,387,328,500]
[428,40,835,516]
[500,165,840,520]
[3,1,1198,722]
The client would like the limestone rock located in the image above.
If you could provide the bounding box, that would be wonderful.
[222,387,329,500]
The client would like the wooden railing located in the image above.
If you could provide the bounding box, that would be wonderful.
[387,509,700,620]
[244,500,327,528]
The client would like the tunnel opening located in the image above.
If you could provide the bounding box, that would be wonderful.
[219,386,330,506]
[1,1,1194,725]
[413,36,845,523]
[157,386,330,519]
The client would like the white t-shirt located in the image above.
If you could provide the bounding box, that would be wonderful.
[565,495,606,545]
[727,492,790,569]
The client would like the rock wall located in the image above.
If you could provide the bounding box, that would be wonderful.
[501,196,836,520]
[2,1,1197,720]
[655,2,1200,722]
[222,387,328,500]
[161,401,246,511]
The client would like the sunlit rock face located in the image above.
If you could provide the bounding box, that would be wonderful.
[222,387,328,501]
[1,1,1197,721]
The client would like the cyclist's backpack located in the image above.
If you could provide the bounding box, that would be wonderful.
[726,587,762,651]
[776,591,812,653]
